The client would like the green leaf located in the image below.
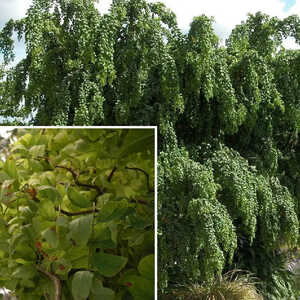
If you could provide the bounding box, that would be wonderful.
[90,287,115,300]
[68,215,93,245]
[37,186,61,203]
[123,275,154,300]
[3,159,18,179]
[67,186,91,208]
[56,215,69,227]
[11,144,29,156]
[29,145,45,158]
[92,253,128,277]
[68,246,89,269]
[53,258,72,275]
[74,139,96,153]
[97,200,130,223]
[138,255,154,280]
[40,171,56,186]
[50,131,71,152]
[72,271,94,300]
[0,179,15,204]
[88,227,116,249]
[42,227,58,248]
[39,200,56,221]
[86,130,104,142]
[29,159,44,172]
[90,278,103,292]
[12,265,37,280]
[129,215,153,230]
[118,130,154,159]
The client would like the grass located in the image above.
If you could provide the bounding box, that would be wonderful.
[163,270,263,300]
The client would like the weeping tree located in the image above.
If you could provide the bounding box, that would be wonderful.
[0,0,184,126]
[1,0,300,299]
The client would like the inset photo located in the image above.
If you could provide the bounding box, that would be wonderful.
[0,127,155,300]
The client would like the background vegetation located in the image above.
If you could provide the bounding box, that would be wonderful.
[1,0,300,299]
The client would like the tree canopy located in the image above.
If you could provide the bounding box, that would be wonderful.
[1,0,300,298]
[0,128,154,300]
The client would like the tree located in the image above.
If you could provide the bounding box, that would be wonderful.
[0,0,183,126]
[0,128,154,300]
[1,0,300,298]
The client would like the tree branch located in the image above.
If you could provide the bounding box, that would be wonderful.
[125,166,154,192]
[55,165,103,195]
[107,166,117,182]
[36,265,61,300]
[129,198,150,205]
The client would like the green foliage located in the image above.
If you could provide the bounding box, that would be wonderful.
[0,128,154,299]
[158,146,237,287]
[1,0,300,298]
[235,243,298,300]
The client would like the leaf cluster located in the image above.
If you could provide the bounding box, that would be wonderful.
[0,128,154,300]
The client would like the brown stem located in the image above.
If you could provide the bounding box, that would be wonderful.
[55,165,103,195]
[125,166,154,193]
[36,265,61,300]
[107,166,117,182]
[44,292,51,300]
[55,206,99,216]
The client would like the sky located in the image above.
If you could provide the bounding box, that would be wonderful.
[0,0,299,64]
[0,127,12,139]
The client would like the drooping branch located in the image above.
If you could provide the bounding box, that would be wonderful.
[36,265,61,300]
[125,166,154,193]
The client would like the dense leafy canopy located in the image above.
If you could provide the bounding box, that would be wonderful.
[1,0,300,298]
[0,128,154,300]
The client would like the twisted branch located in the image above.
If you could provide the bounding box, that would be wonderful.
[55,165,103,195]
[125,166,154,193]
[36,265,61,300]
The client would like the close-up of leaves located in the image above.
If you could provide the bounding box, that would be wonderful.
[0,128,154,300]
[1,0,300,299]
